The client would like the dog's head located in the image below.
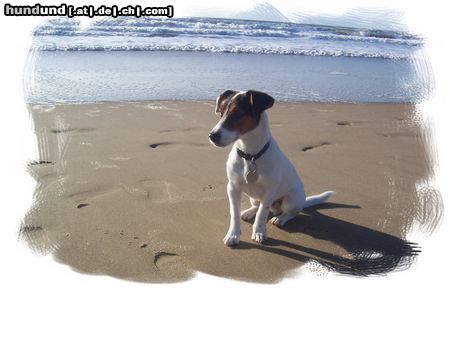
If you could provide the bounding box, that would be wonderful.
[209,90,275,147]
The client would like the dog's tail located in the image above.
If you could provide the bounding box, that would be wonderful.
[304,191,335,209]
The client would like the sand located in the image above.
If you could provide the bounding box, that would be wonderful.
[21,100,440,283]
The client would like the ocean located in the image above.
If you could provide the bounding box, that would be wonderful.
[24,17,431,104]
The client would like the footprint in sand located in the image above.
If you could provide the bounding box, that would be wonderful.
[380,131,419,138]
[149,142,174,149]
[66,185,121,204]
[301,142,333,152]
[50,127,96,134]
[202,184,213,191]
[336,121,364,126]
[125,179,174,202]
[159,127,197,134]
[149,141,208,149]
[337,121,352,126]
[153,251,180,270]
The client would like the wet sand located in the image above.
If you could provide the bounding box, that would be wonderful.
[21,100,439,283]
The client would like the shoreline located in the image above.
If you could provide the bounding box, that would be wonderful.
[27,99,418,106]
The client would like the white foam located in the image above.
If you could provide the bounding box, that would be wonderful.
[31,17,421,60]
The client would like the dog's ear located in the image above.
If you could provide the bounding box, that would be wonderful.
[247,90,275,116]
[215,90,237,116]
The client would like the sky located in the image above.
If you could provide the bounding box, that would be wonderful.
[170,0,409,31]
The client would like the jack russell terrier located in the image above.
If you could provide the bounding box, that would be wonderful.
[209,90,335,245]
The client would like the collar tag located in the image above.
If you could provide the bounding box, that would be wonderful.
[245,161,259,183]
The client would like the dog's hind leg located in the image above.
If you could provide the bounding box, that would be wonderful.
[241,197,259,223]
[270,189,305,227]
[270,213,297,227]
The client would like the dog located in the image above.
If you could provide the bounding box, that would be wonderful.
[209,90,335,245]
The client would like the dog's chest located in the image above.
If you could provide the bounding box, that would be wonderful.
[228,157,251,180]
[241,180,267,199]
[228,158,269,199]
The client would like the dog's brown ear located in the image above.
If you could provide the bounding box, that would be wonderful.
[215,90,237,116]
[247,90,275,116]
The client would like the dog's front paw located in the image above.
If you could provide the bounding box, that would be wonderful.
[251,231,267,244]
[223,232,240,246]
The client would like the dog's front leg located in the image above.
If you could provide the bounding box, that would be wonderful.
[251,192,276,243]
[223,181,242,246]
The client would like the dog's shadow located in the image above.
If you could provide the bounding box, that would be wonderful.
[236,203,420,276]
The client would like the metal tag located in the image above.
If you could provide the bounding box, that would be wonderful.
[245,160,259,183]
[246,170,259,183]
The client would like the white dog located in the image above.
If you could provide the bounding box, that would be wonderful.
[209,90,335,245]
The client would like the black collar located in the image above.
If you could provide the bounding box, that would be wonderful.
[236,141,271,162]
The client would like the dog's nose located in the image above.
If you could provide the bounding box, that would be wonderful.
[209,131,221,143]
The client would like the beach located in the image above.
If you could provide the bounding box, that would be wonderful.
[21,100,432,283]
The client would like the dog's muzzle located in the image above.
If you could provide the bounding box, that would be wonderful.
[209,131,221,144]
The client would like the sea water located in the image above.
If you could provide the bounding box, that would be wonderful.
[24,17,431,104]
